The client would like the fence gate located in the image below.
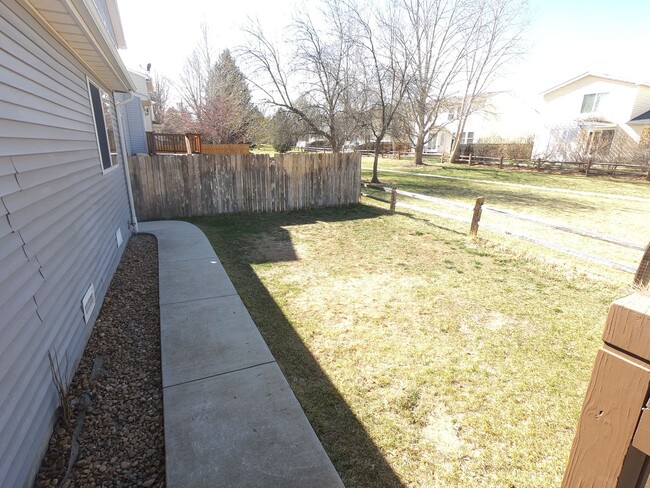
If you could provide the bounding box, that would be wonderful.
[563,293,650,487]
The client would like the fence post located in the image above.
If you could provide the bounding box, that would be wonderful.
[646,165,650,181]
[499,156,504,169]
[468,153,472,166]
[562,294,650,487]
[390,183,397,214]
[469,197,485,238]
[585,158,593,177]
[634,242,650,287]
[536,158,542,171]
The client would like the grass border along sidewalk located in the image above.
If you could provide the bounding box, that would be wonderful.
[192,201,630,487]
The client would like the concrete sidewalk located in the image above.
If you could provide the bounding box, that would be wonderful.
[139,221,343,488]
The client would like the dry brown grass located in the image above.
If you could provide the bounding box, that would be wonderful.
[194,200,632,487]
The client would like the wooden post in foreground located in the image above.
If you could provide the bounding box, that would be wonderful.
[585,158,593,177]
[563,294,650,487]
[468,153,472,166]
[499,156,504,169]
[390,183,397,214]
[634,242,650,287]
[469,197,485,238]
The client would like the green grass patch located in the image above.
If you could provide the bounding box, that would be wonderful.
[192,202,632,487]
[364,155,650,197]
[362,156,650,275]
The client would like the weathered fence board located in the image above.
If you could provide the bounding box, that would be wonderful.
[128,153,361,220]
[202,143,250,155]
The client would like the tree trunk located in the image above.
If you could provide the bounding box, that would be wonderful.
[371,146,381,183]
[329,136,340,154]
[450,111,468,164]
[449,140,461,164]
[414,133,425,165]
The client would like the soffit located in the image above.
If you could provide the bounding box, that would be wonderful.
[20,0,134,92]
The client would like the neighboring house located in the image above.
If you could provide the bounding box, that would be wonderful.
[425,91,539,154]
[532,72,650,161]
[0,0,138,486]
[117,68,154,155]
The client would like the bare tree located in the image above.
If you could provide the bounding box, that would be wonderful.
[162,102,196,133]
[177,23,213,119]
[350,0,413,182]
[400,0,471,165]
[240,1,361,152]
[150,71,170,124]
[448,0,526,163]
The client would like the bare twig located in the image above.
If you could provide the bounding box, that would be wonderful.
[47,349,72,426]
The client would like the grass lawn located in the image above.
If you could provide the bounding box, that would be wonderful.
[362,156,650,275]
[192,200,634,487]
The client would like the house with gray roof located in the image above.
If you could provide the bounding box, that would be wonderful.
[0,0,138,485]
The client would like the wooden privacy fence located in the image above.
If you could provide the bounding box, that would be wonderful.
[202,144,250,155]
[128,152,361,220]
[146,132,201,155]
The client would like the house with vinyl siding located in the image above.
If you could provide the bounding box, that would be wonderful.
[118,68,154,156]
[532,72,650,161]
[0,0,138,485]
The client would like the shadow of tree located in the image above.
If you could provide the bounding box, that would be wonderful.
[191,204,405,488]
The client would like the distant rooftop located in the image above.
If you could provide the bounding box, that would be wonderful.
[629,110,650,124]
[542,72,650,96]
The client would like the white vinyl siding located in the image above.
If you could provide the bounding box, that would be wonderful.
[0,1,132,486]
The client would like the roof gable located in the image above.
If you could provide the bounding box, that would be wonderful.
[542,72,650,96]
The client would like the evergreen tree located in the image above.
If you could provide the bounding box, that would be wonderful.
[199,49,257,144]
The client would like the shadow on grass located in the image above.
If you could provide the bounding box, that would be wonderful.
[190,204,405,488]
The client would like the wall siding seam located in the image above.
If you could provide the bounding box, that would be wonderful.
[22,181,114,257]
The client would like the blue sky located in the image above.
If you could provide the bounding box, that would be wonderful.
[117,0,650,104]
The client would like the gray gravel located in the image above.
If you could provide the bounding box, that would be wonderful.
[36,234,164,488]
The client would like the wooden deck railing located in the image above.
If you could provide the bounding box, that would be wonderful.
[146,132,202,155]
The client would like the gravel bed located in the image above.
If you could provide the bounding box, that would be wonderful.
[36,234,164,488]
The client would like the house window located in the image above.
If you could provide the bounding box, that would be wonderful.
[580,92,608,113]
[587,129,615,156]
[461,131,474,145]
[88,81,118,171]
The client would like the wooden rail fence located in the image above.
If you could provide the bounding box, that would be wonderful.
[457,154,650,179]
[128,153,361,220]
[362,183,649,278]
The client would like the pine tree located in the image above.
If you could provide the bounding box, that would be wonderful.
[199,50,257,144]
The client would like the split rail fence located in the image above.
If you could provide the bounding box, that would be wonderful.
[457,154,650,180]
[128,153,361,221]
[362,183,650,283]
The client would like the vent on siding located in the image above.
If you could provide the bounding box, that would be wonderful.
[82,284,96,323]
[116,228,123,248]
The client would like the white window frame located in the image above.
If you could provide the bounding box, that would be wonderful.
[87,77,119,174]
[580,92,608,114]
[461,131,475,145]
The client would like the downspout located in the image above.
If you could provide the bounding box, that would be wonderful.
[115,91,139,232]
